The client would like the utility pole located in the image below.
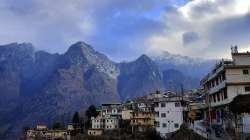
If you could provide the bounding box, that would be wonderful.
[168,80,173,93]
[206,88,212,139]
[181,84,184,99]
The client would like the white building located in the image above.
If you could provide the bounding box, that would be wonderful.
[101,103,122,117]
[201,46,250,133]
[154,96,185,137]
[91,116,104,129]
[90,103,122,131]
[104,116,119,129]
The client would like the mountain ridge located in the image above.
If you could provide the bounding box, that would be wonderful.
[0,41,213,139]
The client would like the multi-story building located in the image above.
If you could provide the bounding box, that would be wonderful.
[90,103,122,133]
[26,125,70,140]
[101,103,122,117]
[154,96,186,137]
[130,110,155,132]
[122,109,133,120]
[201,46,250,132]
[91,116,104,129]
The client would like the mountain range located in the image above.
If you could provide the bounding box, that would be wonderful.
[0,41,214,139]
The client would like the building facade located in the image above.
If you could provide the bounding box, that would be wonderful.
[154,96,185,137]
[130,110,155,132]
[201,46,250,133]
[90,103,122,133]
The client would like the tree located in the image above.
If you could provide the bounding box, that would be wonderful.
[52,122,64,130]
[85,105,98,119]
[72,111,80,124]
[119,120,132,134]
[143,128,162,140]
[85,105,99,129]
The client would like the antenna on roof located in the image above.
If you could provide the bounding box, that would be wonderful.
[231,45,238,54]
[168,80,173,93]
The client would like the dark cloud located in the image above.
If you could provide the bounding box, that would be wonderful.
[0,0,174,61]
[0,0,250,60]
[209,12,250,50]
[182,32,199,45]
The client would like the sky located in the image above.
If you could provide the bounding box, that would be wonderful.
[0,0,250,61]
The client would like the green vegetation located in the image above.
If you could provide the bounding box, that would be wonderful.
[85,105,99,129]
[52,122,64,130]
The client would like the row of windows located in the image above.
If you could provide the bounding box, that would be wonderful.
[103,109,121,113]
[205,73,226,90]
[210,89,227,103]
[94,119,117,123]
[245,86,250,92]
[158,102,180,108]
[210,86,250,103]
[93,125,102,128]
[106,119,116,123]
[155,121,179,128]
[106,125,118,129]
[93,125,118,129]
[132,119,150,123]
[206,69,249,90]
[89,131,97,135]
[243,69,249,75]
[156,111,173,118]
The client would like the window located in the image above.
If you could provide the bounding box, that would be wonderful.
[155,121,160,127]
[245,86,250,92]
[213,94,216,102]
[174,123,179,128]
[243,70,249,75]
[156,112,159,117]
[216,78,219,85]
[161,113,166,118]
[224,90,228,99]
[155,102,159,107]
[161,103,166,107]
[217,93,220,101]
[222,73,226,80]
[175,102,180,107]
[162,123,167,128]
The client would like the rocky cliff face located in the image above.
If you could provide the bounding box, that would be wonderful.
[118,55,164,100]
[0,42,121,139]
[0,41,211,139]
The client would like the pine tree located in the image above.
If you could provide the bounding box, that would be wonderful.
[72,112,80,125]
[85,105,98,129]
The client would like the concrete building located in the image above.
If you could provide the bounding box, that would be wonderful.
[104,116,120,129]
[91,116,104,129]
[90,103,122,133]
[130,110,155,132]
[154,96,186,137]
[26,125,70,140]
[88,129,104,136]
[121,109,133,120]
[101,103,122,117]
[201,46,250,133]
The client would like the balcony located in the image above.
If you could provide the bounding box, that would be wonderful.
[208,81,226,95]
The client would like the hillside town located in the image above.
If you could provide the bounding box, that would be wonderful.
[24,46,250,140]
